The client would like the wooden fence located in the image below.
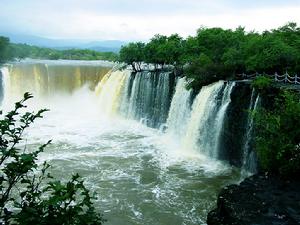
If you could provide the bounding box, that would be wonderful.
[237,73,300,85]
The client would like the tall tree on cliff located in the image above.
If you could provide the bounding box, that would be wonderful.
[0,37,12,63]
[119,42,145,71]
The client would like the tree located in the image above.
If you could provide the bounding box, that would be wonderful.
[185,53,223,90]
[144,34,168,69]
[0,37,12,63]
[164,34,184,69]
[0,93,105,225]
[119,42,145,71]
[253,89,300,178]
[244,34,298,74]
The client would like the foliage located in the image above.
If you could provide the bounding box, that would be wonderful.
[119,42,145,71]
[119,34,185,71]
[0,93,104,225]
[0,38,118,62]
[0,37,13,63]
[253,90,300,178]
[251,76,274,91]
[119,22,300,90]
[184,53,224,89]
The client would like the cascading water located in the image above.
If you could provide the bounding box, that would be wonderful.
[214,82,236,157]
[0,60,246,225]
[96,70,174,128]
[122,71,174,128]
[163,80,237,160]
[242,89,260,173]
[95,70,131,115]
[179,81,236,159]
[165,77,192,138]
[182,81,224,155]
[2,60,112,102]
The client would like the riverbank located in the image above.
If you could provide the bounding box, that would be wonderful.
[207,173,300,225]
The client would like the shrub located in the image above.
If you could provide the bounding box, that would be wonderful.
[0,93,104,225]
[251,75,273,90]
[253,90,300,178]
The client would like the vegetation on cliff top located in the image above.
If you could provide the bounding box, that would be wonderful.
[119,22,300,90]
[0,38,118,62]
[0,37,11,63]
[252,77,300,178]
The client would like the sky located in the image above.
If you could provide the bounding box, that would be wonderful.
[0,0,300,41]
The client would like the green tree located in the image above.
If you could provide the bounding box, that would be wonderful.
[0,37,12,63]
[244,34,298,73]
[185,53,222,90]
[253,90,300,177]
[144,34,168,69]
[164,34,184,69]
[119,42,145,71]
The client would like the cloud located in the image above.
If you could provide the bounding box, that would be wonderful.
[0,0,300,40]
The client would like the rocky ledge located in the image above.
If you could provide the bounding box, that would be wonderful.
[207,174,300,225]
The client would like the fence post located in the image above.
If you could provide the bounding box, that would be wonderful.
[295,74,298,84]
[285,73,288,83]
[275,72,278,82]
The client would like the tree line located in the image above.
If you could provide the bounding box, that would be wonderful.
[0,38,118,62]
[119,22,300,90]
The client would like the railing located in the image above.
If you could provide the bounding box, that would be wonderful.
[237,72,300,85]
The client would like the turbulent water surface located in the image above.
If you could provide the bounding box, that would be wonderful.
[0,60,242,225]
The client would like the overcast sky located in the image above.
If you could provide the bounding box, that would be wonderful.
[1,0,300,41]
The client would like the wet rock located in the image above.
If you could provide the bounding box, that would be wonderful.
[218,81,253,167]
[207,174,300,225]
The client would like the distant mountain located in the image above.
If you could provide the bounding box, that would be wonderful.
[80,40,127,52]
[0,33,127,52]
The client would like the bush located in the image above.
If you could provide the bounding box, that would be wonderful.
[251,75,273,90]
[184,54,228,90]
[0,93,104,225]
[253,90,300,178]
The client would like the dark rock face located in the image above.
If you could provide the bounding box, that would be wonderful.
[218,81,253,167]
[207,174,300,225]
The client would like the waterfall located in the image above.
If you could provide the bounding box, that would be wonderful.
[2,60,256,170]
[183,81,224,155]
[165,81,235,158]
[214,82,236,157]
[95,70,131,115]
[2,62,112,101]
[165,77,192,138]
[94,70,174,128]
[242,90,260,173]
[1,67,10,103]
[119,71,174,128]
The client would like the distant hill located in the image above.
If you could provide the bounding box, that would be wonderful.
[0,33,126,52]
